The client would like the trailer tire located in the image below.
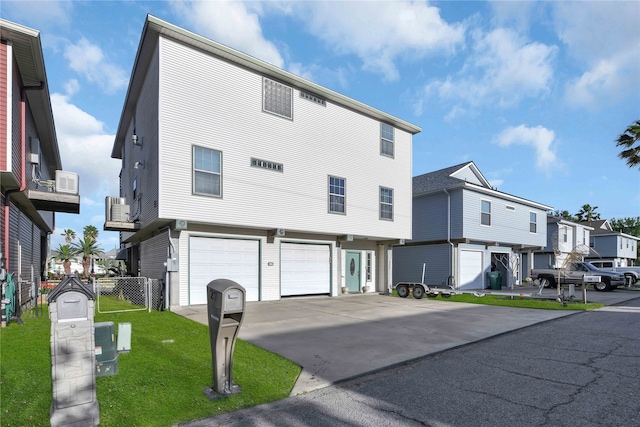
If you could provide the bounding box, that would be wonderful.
[413,285,425,299]
[396,285,409,298]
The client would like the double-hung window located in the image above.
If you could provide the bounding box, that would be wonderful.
[263,77,292,119]
[328,176,346,214]
[529,212,537,233]
[380,123,394,157]
[380,187,393,220]
[193,146,222,197]
[481,200,491,226]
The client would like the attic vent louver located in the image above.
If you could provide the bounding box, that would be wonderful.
[300,91,326,106]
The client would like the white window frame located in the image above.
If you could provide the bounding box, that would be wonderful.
[380,123,394,158]
[529,212,537,233]
[193,145,222,197]
[263,77,293,120]
[380,186,394,220]
[481,200,491,226]
[328,175,346,214]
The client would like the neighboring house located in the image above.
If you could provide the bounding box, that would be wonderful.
[393,162,551,290]
[583,220,639,266]
[105,15,421,307]
[533,216,593,269]
[1,21,80,291]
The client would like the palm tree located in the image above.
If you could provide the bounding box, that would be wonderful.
[54,244,77,275]
[576,204,601,222]
[60,228,76,244]
[72,238,104,278]
[616,120,640,169]
[83,225,99,243]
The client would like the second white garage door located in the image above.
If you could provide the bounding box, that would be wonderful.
[459,249,483,290]
[281,243,331,296]
[189,237,260,304]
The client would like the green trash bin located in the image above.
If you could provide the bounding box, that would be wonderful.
[487,271,502,290]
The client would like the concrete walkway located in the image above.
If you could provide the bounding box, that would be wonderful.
[173,286,639,396]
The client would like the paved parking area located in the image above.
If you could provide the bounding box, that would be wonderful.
[174,286,640,395]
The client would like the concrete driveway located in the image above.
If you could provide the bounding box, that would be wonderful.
[172,286,640,395]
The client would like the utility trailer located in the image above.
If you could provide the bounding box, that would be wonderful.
[393,282,458,299]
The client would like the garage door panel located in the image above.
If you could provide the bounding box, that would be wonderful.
[459,250,483,290]
[281,243,330,296]
[190,237,259,304]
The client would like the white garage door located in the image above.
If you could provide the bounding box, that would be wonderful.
[281,243,330,296]
[459,250,483,290]
[189,237,260,304]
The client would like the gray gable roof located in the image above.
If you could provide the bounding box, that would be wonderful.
[413,161,490,195]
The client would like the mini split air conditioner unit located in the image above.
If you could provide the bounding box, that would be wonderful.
[55,170,79,195]
[105,196,130,222]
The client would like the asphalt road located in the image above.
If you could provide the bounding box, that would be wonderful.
[181,298,640,427]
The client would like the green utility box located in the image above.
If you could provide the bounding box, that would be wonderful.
[95,321,118,377]
[487,271,503,290]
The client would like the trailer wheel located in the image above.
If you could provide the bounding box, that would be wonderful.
[427,292,438,298]
[396,285,409,298]
[412,285,425,299]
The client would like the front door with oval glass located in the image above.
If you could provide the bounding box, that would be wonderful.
[345,252,361,292]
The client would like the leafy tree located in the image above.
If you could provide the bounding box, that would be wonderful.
[575,204,601,222]
[83,225,99,243]
[72,238,104,278]
[609,217,640,237]
[60,228,76,244]
[615,120,640,169]
[53,244,77,275]
[551,209,578,222]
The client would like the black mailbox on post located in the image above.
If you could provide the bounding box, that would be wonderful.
[205,279,245,398]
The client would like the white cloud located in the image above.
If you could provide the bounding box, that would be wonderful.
[293,1,465,81]
[422,27,556,114]
[552,2,640,108]
[1,0,72,29]
[50,93,120,208]
[170,0,284,68]
[495,124,557,171]
[64,38,128,93]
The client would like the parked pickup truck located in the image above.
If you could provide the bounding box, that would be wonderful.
[587,260,639,285]
[530,262,626,292]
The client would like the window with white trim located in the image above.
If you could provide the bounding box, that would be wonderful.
[263,77,292,119]
[380,187,393,220]
[481,200,491,226]
[193,146,222,197]
[380,123,394,157]
[529,212,537,233]
[328,176,346,214]
[563,227,568,242]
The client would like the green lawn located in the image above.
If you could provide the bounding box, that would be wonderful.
[0,299,301,427]
[400,291,605,310]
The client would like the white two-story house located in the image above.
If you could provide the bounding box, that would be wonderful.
[393,162,551,289]
[105,15,421,308]
[583,220,639,266]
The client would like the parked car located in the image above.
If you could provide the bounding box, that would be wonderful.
[587,260,639,284]
[530,262,625,292]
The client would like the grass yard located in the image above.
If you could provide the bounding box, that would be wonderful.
[0,297,301,427]
[407,291,605,310]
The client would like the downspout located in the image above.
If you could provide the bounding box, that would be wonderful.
[3,83,44,272]
[444,188,454,287]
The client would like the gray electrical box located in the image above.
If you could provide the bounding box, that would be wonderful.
[204,279,245,398]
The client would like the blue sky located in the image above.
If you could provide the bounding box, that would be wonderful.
[2,1,639,252]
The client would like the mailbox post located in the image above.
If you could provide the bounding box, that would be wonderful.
[47,274,99,427]
[583,275,599,304]
[205,279,245,398]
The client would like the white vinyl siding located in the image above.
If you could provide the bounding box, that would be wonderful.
[157,36,412,240]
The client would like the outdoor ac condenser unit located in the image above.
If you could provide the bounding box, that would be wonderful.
[105,197,130,222]
[55,170,79,194]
